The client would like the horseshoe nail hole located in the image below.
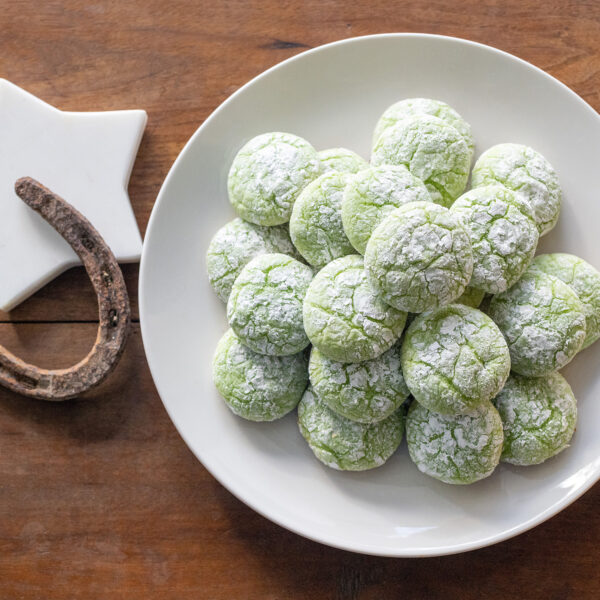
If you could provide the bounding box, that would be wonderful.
[109,309,118,327]
[13,372,37,389]
[80,235,95,252]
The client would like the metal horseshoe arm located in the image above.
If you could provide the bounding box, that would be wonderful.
[0,177,131,400]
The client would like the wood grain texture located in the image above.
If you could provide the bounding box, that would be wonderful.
[1,1,600,598]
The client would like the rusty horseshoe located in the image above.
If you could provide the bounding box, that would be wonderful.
[0,177,131,400]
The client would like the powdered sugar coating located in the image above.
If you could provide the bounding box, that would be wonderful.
[492,372,577,466]
[371,115,471,207]
[401,304,510,415]
[406,400,504,484]
[318,147,368,175]
[289,172,355,269]
[309,342,409,424]
[297,387,404,471]
[451,185,539,294]
[341,165,432,255]
[206,218,301,302]
[227,253,313,356]
[364,202,473,313]
[228,132,321,225]
[471,143,562,236]
[372,98,475,156]
[303,255,407,362]
[213,329,308,422]
[487,270,586,376]
[530,253,600,349]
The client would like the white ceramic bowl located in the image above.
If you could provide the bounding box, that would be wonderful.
[139,34,600,556]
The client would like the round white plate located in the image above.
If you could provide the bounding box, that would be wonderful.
[139,34,600,556]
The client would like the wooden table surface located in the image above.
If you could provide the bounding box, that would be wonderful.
[1,1,599,598]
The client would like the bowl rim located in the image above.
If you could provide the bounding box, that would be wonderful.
[139,33,600,557]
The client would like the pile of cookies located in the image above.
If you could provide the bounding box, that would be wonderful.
[207,98,600,485]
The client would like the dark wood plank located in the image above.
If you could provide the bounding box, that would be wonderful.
[0,322,598,599]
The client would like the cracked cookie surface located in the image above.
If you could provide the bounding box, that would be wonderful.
[371,115,471,207]
[303,255,407,362]
[451,185,539,294]
[372,97,474,157]
[298,386,404,470]
[364,202,473,313]
[206,218,301,302]
[401,304,510,415]
[492,372,577,466]
[341,164,432,255]
[487,269,586,376]
[530,253,600,349]
[289,172,355,269]
[318,147,368,175]
[406,400,504,484]
[309,342,409,424]
[471,143,561,236]
[227,253,313,356]
[213,329,308,421]
[228,132,321,225]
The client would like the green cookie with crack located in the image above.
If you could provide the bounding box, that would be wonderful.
[471,143,561,236]
[487,269,586,377]
[227,253,313,356]
[406,400,504,485]
[309,342,409,424]
[371,115,471,207]
[303,255,407,362]
[228,132,321,225]
[364,202,473,313]
[298,386,404,471]
[289,172,355,269]
[372,97,474,157]
[530,253,600,350]
[451,185,539,294]
[401,304,510,415]
[492,372,577,466]
[213,329,308,422]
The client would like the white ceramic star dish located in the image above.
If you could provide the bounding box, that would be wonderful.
[0,79,145,310]
[139,34,600,556]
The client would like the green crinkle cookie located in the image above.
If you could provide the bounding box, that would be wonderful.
[487,270,586,377]
[309,342,409,424]
[530,253,600,350]
[303,255,407,362]
[450,185,539,294]
[372,97,475,157]
[227,253,313,356]
[213,329,308,422]
[228,132,321,225]
[341,165,432,255]
[471,143,562,236]
[456,286,486,308]
[317,147,368,175]
[492,372,577,466]
[371,115,471,207]
[206,218,301,302]
[289,172,355,269]
[401,304,510,415]
[364,202,473,313]
[406,400,504,485]
[298,386,404,471]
